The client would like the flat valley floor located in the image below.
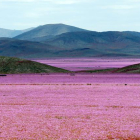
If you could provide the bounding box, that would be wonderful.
[0,58,140,140]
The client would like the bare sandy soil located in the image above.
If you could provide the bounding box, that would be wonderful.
[0,74,140,140]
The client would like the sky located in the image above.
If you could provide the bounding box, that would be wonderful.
[0,0,140,31]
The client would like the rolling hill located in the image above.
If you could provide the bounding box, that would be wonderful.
[0,38,100,58]
[114,63,140,73]
[0,27,34,38]
[14,24,87,41]
[42,31,140,57]
[79,63,140,74]
[1,30,140,58]
[0,56,69,74]
[0,38,57,58]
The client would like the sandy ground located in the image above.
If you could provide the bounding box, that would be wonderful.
[0,74,140,139]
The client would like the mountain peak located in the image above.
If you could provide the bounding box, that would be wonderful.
[14,23,87,41]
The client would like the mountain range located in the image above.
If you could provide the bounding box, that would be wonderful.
[0,24,140,58]
[0,28,34,38]
[14,23,87,41]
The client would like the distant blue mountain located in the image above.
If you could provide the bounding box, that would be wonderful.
[0,27,34,38]
[1,24,140,58]
[14,23,88,41]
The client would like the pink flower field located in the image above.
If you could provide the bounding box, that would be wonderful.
[0,58,140,139]
[33,58,140,71]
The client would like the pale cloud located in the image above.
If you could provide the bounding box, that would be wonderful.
[0,0,87,4]
[51,0,79,5]
[24,12,41,18]
[0,0,36,2]
[126,0,140,2]
[102,5,135,10]
[51,0,91,5]
[0,0,140,31]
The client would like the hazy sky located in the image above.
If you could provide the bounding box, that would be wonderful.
[0,0,140,31]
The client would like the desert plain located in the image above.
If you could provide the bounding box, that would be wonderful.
[0,58,140,140]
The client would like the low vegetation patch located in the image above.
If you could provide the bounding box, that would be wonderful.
[0,56,70,74]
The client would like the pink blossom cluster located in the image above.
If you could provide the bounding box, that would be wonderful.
[0,83,140,139]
